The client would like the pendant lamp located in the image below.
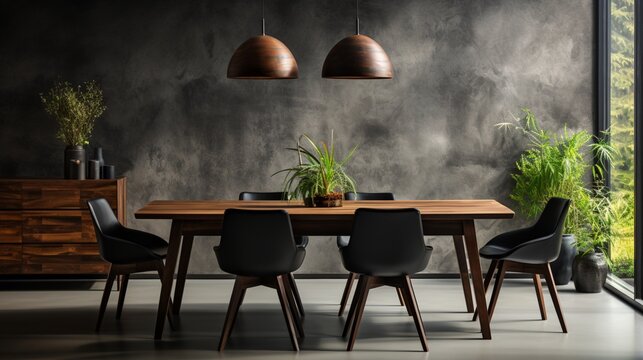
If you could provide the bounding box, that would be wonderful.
[227,0,298,79]
[322,0,393,79]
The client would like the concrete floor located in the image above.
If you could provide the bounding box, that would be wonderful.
[1,278,643,360]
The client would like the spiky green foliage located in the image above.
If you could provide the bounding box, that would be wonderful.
[274,132,357,200]
[40,81,106,146]
[498,109,616,255]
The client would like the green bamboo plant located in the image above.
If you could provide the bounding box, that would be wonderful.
[273,131,357,201]
[498,108,617,254]
[40,80,106,146]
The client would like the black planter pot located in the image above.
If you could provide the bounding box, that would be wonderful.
[64,146,86,179]
[572,252,608,293]
[550,234,577,285]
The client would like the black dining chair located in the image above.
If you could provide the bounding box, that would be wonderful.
[87,198,174,332]
[214,209,306,351]
[474,197,571,333]
[337,192,404,316]
[238,191,306,317]
[340,208,432,351]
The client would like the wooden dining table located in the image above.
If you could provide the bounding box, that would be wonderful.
[135,199,514,340]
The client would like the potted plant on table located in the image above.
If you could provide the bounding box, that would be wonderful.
[274,131,357,207]
[498,108,616,287]
[40,80,106,179]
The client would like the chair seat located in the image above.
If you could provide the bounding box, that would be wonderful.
[215,245,306,277]
[342,246,433,277]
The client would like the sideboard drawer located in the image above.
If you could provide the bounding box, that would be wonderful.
[22,211,96,243]
[21,180,119,209]
[0,245,21,273]
[0,212,22,243]
[22,244,108,274]
[0,181,22,209]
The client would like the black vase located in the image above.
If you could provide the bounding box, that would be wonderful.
[88,160,101,179]
[573,252,608,293]
[550,234,577,285]
[64,146,86,179]
[92,147,105,177]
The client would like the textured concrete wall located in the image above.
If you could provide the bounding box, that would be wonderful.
[0,0,595,274]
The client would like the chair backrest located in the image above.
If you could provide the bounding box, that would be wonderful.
[345,192,395,201]
[338,192,395,243]
[533,197,571,261]
[239,192,287,201]
[342,208,427,275]
[534,197,571,236]
[217,209,298,275]
[87,198,123,261]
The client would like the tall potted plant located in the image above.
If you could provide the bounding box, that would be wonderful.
[274,132,357,207]
[40,81,106,179]
[498,109,615,285]
[571,189,613,292]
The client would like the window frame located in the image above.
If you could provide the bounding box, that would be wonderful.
[598,0,643,302]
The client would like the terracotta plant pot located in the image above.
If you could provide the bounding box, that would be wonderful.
[307,192,344,207]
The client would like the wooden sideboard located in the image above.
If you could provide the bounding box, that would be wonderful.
[0,178,126,275]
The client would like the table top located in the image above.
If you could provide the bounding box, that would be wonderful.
[135,199,514,221]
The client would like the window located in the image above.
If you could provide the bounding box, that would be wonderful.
[600,0,643,303]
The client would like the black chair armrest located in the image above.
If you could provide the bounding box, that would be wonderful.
[503,233,559,263]
[486,226,538,248]
[116,227,167,246]
[101,234,162,264]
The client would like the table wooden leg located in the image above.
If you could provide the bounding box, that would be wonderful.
[154,220,182,340]
[172,234,194,315]
[463,220,492,340]
[453,235,474,312]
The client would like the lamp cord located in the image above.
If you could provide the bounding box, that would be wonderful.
[262,0,266,35]
[355,0,360,34]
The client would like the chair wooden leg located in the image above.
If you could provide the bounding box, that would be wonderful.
[396,287,409,314]
[347,276,371,351]
[229,288,246,335]
[283,274,305,338]
[287,273,305,317]
[343,275,367,337]
[487,260,507,321]
[276,275,300,351]
[473,259,498,321]
[454,235,474,313]
[533,274,547,320]
[115,274,130,319]
[543,263,567,333]
[218,277,247,351]
[96,266,116,332]
[338,272,358,316]
[402,275,429,352]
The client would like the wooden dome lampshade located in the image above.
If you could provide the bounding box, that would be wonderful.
[322,0,393,79]
[227,1,299,79]
[227,35,299,79]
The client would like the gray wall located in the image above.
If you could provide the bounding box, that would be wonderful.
[0,0,595,274]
